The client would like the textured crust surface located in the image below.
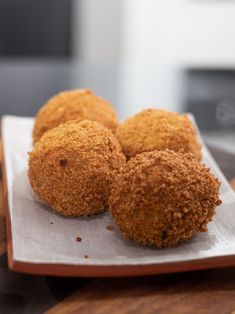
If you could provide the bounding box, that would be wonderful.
[109,150,221,248]
[116,109,202,160]
[29,120,126,216]
[33,89,119,143]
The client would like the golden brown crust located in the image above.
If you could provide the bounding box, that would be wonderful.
[33,89,119,143]
[29,120,126,216]
[109,150,221,248]
[116,109,202,160]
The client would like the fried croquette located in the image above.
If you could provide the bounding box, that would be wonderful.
[116,109,202,160]
[109,150,221,248]
[28,120,126,217]
[33,89,119,143]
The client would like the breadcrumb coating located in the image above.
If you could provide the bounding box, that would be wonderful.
[109,150,221,248]
[33,89,119,143]
[28,120,126,216]
[116,109,202,160]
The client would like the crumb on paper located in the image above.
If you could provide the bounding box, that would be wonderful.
[50,222,54,224]
[76,236,82,242]
[84,254,89,259]
[106,225,114,231]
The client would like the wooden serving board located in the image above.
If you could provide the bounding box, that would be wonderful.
[2,116,235,277]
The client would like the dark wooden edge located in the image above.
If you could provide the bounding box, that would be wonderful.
[6,251,235,278]
[2,133,235,278]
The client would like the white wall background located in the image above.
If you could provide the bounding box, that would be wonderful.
[73,0,235,67]
[121,0,235,66]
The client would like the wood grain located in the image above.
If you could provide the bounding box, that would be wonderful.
[46,269,235,314]
[231,178,235,192]
[0,140,6,256]
[0,180,7,256]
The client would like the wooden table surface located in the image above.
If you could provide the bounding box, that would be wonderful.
[1,143,235,314]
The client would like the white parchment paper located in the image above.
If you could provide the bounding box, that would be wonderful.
[2,115,235,266]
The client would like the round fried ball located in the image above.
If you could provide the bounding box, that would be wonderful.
[109,150,221,248]
[33,89,119,143]
[116,109,202,160]
[29,120,126,216]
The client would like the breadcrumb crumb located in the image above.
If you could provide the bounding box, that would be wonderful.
[106,225,114,231]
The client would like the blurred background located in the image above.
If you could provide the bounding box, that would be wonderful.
[0,0,235,156]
